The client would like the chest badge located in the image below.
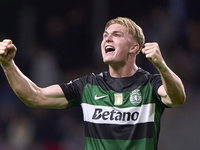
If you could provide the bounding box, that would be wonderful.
[114,93,123,105]
[130,89,142,106]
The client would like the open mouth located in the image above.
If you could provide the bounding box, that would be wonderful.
[105,46,115,53]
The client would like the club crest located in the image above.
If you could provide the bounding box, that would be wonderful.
[130,89,142,106]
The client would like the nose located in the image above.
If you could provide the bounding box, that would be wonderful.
[105,34,113,43]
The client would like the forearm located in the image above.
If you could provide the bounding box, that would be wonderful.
[157,62,186,105]
[2,60,40,107]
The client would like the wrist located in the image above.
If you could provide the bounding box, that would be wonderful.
[155,60,168,72]
[1,60,14,69]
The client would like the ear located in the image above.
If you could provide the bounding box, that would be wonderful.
[129,43,140,54]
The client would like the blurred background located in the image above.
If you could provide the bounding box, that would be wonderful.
[0,0,199,149]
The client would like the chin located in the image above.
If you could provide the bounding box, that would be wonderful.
[103,60,110,65]
[103,58,112,64]
[103,60,118,66]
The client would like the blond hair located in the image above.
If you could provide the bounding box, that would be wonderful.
[105,17,145,54]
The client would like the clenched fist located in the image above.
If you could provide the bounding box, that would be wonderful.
[142,42,166,69]
[0,39,17,67]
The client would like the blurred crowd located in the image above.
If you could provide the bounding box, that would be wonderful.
[0,0,200,149]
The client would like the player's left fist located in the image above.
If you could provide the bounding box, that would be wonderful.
[142,42,165,69]
[0,39,17,67]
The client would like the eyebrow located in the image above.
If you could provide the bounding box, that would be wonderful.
[103,30,124,34]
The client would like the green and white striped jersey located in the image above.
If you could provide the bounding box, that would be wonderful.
[60,68,166,150]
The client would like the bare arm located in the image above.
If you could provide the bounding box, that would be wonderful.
[0,39,68,109]
[142,42,186,107]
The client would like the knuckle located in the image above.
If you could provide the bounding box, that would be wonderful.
[3,39,12,45]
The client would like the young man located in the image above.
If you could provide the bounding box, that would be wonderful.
[0,17,185,150]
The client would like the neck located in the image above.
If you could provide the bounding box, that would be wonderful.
[109,63,138,78]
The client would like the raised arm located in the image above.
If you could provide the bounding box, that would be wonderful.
[142,42,186,107]
[0,39,68,109]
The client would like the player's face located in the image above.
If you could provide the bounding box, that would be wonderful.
[101,23,135,66]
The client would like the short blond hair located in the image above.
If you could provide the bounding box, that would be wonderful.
[105,17,145,54]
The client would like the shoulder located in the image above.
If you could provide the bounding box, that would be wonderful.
[137,68,162,93]
[70,71,108,86]
[139,68,161,81]
[133,68,161,85]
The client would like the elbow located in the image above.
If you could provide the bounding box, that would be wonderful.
[179,88,186,105]
[18,94,40,108]
[175,92,186,106]
[180,92,186,105]
[167,92,186,107]
[176,86,187,105]
[180,83,186,105]
[19,97,38,108]
[25,102,37,108]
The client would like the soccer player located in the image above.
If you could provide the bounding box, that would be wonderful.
[0,17,186,150]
